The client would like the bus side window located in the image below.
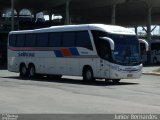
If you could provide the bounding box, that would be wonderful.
[97,40,111,60]
[62,32,75,47]
[25,34,36,47]
[91,30,111,61]
[37,33,49,47]
[49,32,62,47]
[16,34,25,47]
[76,31,93,50]
[9,34,16,47]
[140,43,146,55]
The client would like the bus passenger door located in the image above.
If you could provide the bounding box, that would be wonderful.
[99,59,110,78]
[97,40,111,79]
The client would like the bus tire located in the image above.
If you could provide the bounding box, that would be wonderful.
[54,75,62,79]
[105,79,111,82]
[83,67,95,82]
[28,64,36,78]
[20,64,28,78]
[47,75,62,79]
[112,79,120,84]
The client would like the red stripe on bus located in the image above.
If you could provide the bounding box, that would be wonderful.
[61,48,72,57]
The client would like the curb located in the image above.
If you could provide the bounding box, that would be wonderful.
[143,72,160,76]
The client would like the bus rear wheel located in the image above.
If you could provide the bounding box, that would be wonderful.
[83,67,95,82]
[47,75,62,79]
[28,65,36,78]
[20,64,28,78]
[112,79,120,84]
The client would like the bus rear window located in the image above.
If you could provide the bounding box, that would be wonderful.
[9,34,16,47]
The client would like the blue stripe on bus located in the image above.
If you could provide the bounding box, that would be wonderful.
[69,48,80,56]
[54,50,63,57]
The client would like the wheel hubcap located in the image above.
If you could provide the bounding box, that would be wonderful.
[22,67,26,75]
[30,67,35,76]
[86,71,92,80]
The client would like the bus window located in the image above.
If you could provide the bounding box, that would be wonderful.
[16,34,25,47]
[91,30,111,60]
[9,34,16,47]
[49,32,61,47]
[98,40,111,60]
[37,33,48,47]
[140,43,147,55]
[25,34,36,47]
[62,32,75,47]
[76,31,93,50]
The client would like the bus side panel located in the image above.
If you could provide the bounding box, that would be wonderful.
[28,51,66,75]
[8,50,20,72]
[65,58,80,76]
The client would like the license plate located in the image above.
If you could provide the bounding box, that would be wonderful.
[127,74,133,78]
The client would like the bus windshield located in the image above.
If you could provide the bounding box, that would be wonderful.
[109,34,141,65]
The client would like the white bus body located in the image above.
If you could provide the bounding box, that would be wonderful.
[8,24,143,82]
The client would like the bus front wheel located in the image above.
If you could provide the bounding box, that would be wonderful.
[83,67,95,82]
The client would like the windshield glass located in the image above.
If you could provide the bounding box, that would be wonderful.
[109,34,140,65]
[91,30,141,65]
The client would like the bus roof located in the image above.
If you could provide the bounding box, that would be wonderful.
[10,24,135,35]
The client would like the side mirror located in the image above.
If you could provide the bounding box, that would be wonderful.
[139,39,149,51]
[100,37,115,51]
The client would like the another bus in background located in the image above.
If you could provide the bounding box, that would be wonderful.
[139,39,149,64]
[151,40,160,64]
[139,39,160,64]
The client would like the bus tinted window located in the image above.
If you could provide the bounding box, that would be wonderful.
[76,31,92,50]
[37,33,48,47]
[49,32,61,47]
[16,34,25,47]
[25,34,36,47]
[91,30,111,60]
[9,34,16,47]
[62,32,75,47]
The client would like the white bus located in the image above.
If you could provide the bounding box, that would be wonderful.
[139,39,160,64]
[139,39,149,64]
[8,24,148,83]
[150,40,160,64]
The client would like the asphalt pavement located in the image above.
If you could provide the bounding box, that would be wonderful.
[0,67,159,114]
